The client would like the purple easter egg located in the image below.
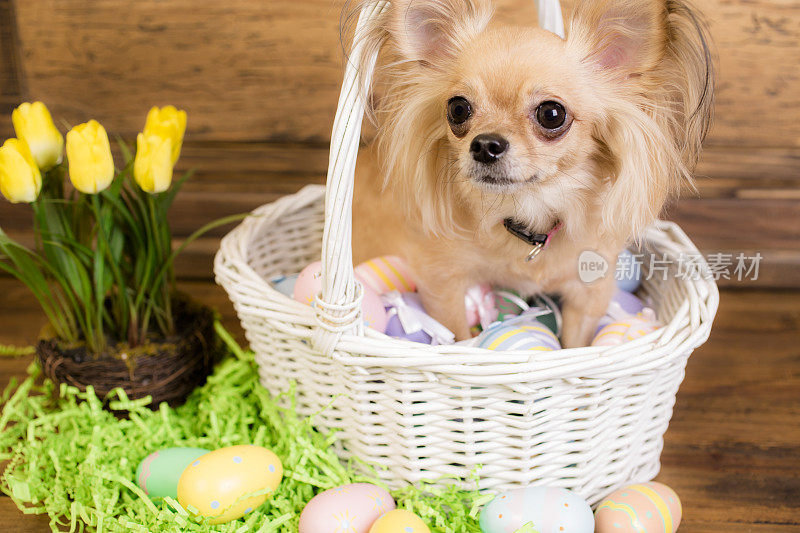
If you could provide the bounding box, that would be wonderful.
[612,289,645,315]
[384,292,433,344]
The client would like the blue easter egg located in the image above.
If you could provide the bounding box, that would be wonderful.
[479,486,594,533]
[270,273,299,297]
[478,320,561,351]
[616,250,642,293]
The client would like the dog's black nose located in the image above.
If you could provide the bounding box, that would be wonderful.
[470,134,509,164]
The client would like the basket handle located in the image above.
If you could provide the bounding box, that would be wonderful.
[313,0,565,356]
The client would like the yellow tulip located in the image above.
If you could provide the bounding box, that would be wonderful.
[12,102,64,170]
[0,139,42,203]
[143,105,186,165]
[65,120,115,194]
[134,133,173,194]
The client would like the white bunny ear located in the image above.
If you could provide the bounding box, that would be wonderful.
[536,0,565,38]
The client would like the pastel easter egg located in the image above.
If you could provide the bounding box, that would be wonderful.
[465,284,499,329]
[355,256,417,295]
[479,486,594,533]
[361,282,390,332]
[595,290,648,335]
[369,509,431,533]
[136,447,210,500]
[270,273,299,297]
[478,320,561,351]
[592,309,661,347]
[612,288,646,316]
[177,445,283,525]
[384,292,433,344]
[293,261,325,305]
[294,261,389,332]
[616,249,643,293]
[595,482,682,533]
[299,483,395,533]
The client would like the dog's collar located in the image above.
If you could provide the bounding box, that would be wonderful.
[503,218,562,263]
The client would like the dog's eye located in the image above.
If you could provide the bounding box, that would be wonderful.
[536,101,567,130]
[447,97,473,126]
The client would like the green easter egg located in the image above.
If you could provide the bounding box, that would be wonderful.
[136,447,210,500]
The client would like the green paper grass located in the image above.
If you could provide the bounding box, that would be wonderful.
[1,323,486,532]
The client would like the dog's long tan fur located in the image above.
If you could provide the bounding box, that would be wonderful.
[348,0,713,346]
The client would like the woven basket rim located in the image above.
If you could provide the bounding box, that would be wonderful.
[215,184,720,381]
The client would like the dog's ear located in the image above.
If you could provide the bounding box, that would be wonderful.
[568,0,668,76]
[387,0,493,65]
[568,0,714,241]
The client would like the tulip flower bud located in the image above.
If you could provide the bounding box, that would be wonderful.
[65,120,115,194]
[12,102,64,170]
[0,138,42,203]
[134,133,173,194]
[143,105,186,165]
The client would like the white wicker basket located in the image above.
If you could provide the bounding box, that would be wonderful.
[215,0,719,505]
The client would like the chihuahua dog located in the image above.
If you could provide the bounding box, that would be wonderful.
[350,0,713,347]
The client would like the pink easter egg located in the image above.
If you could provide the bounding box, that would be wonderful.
[595,481,682,533]
[299,483,395,533]
[465,284,499,329]
[293,261,325,306]
[361,282,389,332]
[355,256,417,295]
[591,309,660,347]
[293,261,388,332]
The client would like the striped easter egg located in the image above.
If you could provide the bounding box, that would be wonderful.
[477,321,561,351]
[595,481,682,533]
[591,309,660,347]
[355,256,417,295]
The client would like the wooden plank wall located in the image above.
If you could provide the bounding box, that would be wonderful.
[0,0,798,287]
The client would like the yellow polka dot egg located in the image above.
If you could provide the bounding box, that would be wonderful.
[369,509,431,533]
[176,444,283,525]
[595,481,682,533]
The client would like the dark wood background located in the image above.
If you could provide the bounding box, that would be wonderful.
[0,0,797,287]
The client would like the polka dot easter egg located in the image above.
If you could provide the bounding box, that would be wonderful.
[355,255,417,295]
[479,486,594,533]
[592,309,661,347]
[595,482,682,533]
[477,320,561,351]
[299,483,395,533]
[177,444,283,525]
[136,447,210,500]
[369,509,431,533]
[294,261,389,332]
